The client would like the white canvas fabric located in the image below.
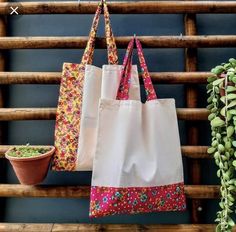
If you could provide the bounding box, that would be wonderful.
[89,37,185,218]
[76,64,140,170]
[92,98,183,187]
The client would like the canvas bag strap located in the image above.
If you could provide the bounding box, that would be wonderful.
[135,37,157,101]
[116,38,134,100]
[117,37,157,101]
[103,0,119,65]
[81,0,118,65]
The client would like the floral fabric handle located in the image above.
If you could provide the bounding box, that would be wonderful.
[53,0,118,171]
[117,37,157,101]
[81,0,118,65]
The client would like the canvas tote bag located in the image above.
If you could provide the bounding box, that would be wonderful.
[76,64,140,170]
[52,0,119,171]
[89,37,186,217]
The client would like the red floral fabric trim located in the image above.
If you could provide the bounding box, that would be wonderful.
[89,182,186,218]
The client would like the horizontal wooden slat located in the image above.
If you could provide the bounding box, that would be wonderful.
[0,71,210,84]
[0,145,210,159]
[1,1,236,14]
[0,184,219,199]
[0,108,56,120]
[0,36,236,49]
[0,223,224,232]
[0,108,209,121]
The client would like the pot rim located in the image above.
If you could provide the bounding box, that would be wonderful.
[5,145,55,162]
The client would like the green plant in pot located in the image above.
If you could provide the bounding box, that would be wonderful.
[207,58,236,232]
[5,144,55,185]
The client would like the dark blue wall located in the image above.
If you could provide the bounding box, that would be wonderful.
[2,0,236,224]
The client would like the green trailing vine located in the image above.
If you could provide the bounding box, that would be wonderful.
[207,58,236,232]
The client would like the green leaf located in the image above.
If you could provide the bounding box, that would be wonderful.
[228,186,235,191]
[232,141,236,147]
[227,111,233,121]
[227,100,236,108]
[227,93,236,100]
[214,152,220,159]
[232,76,236,84]
[220,96,226,103]
[210,117,225,127]
[218,144,225,152]
[207,147,216,154]
[207,76,217,83]
[215,224,222,232]
[207,95,214,103]
[229,58,236,65]
[220,107,226,117]
[208,113,216,121]
[227,126,234,137]
[224,63,232,70]
[232,160,236,167]
[228,218,235,227]
[226,86,236,93]
[219,202,224,209]
[217,169,221,178]
[207,103,214,110]
[206,83,213,90]
[212,140,218,147]
[229,109,236,115]
[225,141,232,149]
[219,162,224,169]
[212,66,225,75]
[213,78,225,86]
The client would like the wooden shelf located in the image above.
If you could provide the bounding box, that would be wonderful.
[0,1,236,14]
[0,145,210,159]
[0,184,219,199]
[0,36,235,49]
[0,223,227,232]
[0,71,210,84]
[0,108,209,121]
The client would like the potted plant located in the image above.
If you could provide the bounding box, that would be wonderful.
[5,145,55,185]
[207,58,236,232]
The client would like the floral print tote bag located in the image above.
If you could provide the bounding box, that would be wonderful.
[52,0,118,171]
[89,37,186,217]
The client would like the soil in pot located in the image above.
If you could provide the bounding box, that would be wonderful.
[5,146,55,185]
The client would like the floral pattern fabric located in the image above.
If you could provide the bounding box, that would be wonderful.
[90,182,186,218]
[117,37,157,101]
[52,0,118,171]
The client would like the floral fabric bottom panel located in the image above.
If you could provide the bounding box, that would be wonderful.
[89,182,186,217]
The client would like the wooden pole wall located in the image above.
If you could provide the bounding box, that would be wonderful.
[184,7,202,223]
[0,0,6,222]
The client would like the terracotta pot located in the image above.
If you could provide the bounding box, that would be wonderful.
[5,146,55,185]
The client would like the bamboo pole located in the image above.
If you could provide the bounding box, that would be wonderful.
[1,1,236,14]
[0,0,6,222]
[0,145,210,159]
[0,184,220,198]
[0,223,229,232]
[0,36,235,49]
[0,71,211,84]
[184,5,203,223]
[0,108,209,121]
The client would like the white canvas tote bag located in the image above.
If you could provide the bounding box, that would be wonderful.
[76,64,140,170]
[89,37,186,217]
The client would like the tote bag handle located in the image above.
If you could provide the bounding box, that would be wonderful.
[117,37,157,101]
[81,0,118,65]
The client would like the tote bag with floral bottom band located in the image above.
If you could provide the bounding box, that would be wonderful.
[76,64,140,170]
[52,0,118,171]
[89,37,186,217]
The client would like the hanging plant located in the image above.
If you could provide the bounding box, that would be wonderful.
[207,58,236,232]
